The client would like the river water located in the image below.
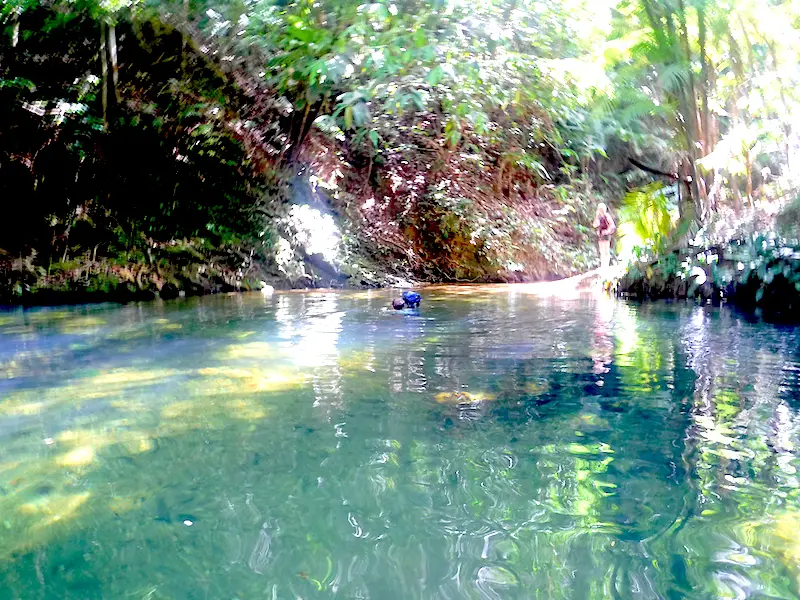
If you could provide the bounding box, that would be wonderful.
[1,287,800,599]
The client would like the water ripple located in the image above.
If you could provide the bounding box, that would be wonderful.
[0,292,799,598]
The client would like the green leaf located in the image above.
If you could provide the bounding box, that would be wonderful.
[409,90,425,111]
[288,24,318,44]
[344,105,353,130]
[352,101,369,126]
[337,91,367,106]
[367,3,391,21]
[368,129,380,147]
[426,65,444,87]
[0,77,36,91]
[445,118,461,148]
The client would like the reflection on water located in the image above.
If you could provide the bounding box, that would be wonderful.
[1,288,800,599]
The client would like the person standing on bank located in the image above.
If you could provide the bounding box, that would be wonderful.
[592,203,616,270]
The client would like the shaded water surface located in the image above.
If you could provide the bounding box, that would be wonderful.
[1,288,800,599]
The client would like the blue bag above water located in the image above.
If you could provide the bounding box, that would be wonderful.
[402,291,422,307]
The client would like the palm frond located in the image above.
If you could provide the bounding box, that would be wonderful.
[656,61,689,95]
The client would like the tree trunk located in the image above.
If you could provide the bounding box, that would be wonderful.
[109,24,120,105]
[100,22,120,129]
[502,0,519,22]
[639,0,701,225]
[730,174,742,214]
[182,0,189,79]
[676,0,702,216]
[745,149,753,206]
[763,38,794,169]
[665,9,679,48]
[100,22,109,127]
[697,1,711,154]
[641,0,671,48]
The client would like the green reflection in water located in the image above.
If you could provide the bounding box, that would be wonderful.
[0,290,799,599]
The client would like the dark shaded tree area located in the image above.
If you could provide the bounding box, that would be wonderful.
[1,6,289,301]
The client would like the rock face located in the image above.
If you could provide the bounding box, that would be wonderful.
[296,131,600,286]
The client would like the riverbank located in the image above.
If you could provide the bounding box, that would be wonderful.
[615,237,800,321]
[0,265,619,309]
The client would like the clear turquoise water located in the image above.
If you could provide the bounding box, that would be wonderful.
[1,288,800,599]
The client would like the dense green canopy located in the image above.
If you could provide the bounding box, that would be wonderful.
[1,0,799,298]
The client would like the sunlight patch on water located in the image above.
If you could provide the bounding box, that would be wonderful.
[0,478,94,560]
[0,368,184,417]
[56,446,96,467]
[108,494,145,516]
[222,342,281,360]
[54,427,155,458]
[2,400,46,416]
[160,395,274,424]
[56,316,106,334]
[337,350,375,373]
[193,366,308,394]
[231,330,257,340]
[20,492,90,528]
[90,368,180,387]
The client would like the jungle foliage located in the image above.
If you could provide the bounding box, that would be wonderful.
[1,0,799,299]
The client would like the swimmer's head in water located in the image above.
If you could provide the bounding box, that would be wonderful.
[392,298,406,310]
[402,291,422,308]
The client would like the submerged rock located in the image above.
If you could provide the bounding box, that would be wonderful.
[434,391,496,405]
[525,380,550,395]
